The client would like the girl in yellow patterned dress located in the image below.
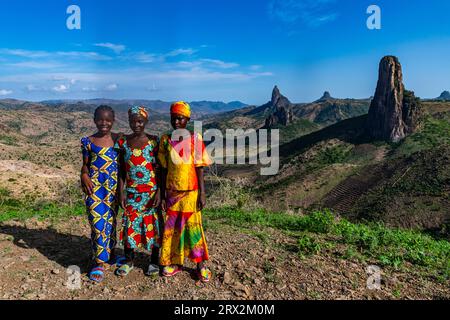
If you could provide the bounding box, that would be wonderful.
[158,101,213,282]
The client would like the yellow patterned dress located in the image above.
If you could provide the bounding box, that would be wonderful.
[81,137,119,264]
[157,132,212,266]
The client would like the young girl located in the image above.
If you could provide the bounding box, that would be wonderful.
[114,106,161,277]
[158,101,213,282]
[80,105,125,283]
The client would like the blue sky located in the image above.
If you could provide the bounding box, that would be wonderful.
[0,0,449,104]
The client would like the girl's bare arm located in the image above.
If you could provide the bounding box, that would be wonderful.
[80,155,94,195]
[196,167,206,211]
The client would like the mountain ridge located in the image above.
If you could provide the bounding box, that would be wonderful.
[37,98,247,116]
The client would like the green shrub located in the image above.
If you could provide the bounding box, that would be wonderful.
[203,207,450,279]
[316,144,352,165]
[302,210,335,233]
[297,234,321,257]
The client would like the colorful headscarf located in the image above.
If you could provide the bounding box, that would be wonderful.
[128,105,149,119]
[170,101,191,118]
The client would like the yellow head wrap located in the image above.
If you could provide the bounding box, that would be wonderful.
[170,101,191,118]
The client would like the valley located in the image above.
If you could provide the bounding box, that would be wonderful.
[0,56,449,300]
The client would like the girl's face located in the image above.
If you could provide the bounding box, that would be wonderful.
[129,114,148,134]
[171,113,189,130]
[94,110,114,134]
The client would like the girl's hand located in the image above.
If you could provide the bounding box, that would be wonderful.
[152,189,161,208]
[197,191,206,211]
[81,173,94,195]
[119,190,126,209]
[161,198,167,212]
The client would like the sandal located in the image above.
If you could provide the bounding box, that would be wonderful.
[197,266,212,283]
[145,263,160,277]
[115,264,134,277]
[89,266,105,283]
[108,255,127,267]
[162,265,182,277]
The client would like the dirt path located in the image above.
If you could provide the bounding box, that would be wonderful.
[0,216,449,300]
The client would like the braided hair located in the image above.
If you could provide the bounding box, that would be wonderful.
[94,105,115,120]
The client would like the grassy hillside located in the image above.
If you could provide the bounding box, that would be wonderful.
[218,101,450,238]
[270,119,321,144]
[1,195,448,284]
[0,100,449,299]
[292,99,370,126]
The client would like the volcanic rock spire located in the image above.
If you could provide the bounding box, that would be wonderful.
[264,86,294,127]
[367,56,422,142]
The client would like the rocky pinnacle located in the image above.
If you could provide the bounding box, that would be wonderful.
[264,86,294,127]
[367,56,422,142]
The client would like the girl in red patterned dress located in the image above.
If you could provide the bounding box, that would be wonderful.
[114,106,161,277]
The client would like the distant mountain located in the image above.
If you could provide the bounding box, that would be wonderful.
[263,86,294,128]
[293,91,371,126]
[315,91,333,102]
[39,99,247,117]
[189,100,247,115]
[226,101,248,109]
[0,99,36,109]
[238,87,371,128]
[436,91,450,101]
[200,87,371,145]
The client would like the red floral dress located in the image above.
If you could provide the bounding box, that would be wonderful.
[115,136,160,251]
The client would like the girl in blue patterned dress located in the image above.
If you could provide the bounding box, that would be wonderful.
[80,105,125,283]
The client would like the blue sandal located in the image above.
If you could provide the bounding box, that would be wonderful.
[89,266,105,283]
[108,255,127,267]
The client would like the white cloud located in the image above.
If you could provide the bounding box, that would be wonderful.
[0,43,275,99]
[82,87,98,92]
[105,83,118,91]
[94,43,126,54]
[165,48,197,57]
[0,49,49,58]
[250,72,274,77]
[175,61,202,68]
[25,85,40,92]
[173,59,238,69]
[250,65,262,71]
[200,59,239,69]
[50,76,77,85]
[55,51,111,61]
[133,52,157,63]
[0,89,13,96]
[0,48,111,61]
[152,68,273,82]
[51,75,66,81]
[7,62,63,69]
[52,84,69,93]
